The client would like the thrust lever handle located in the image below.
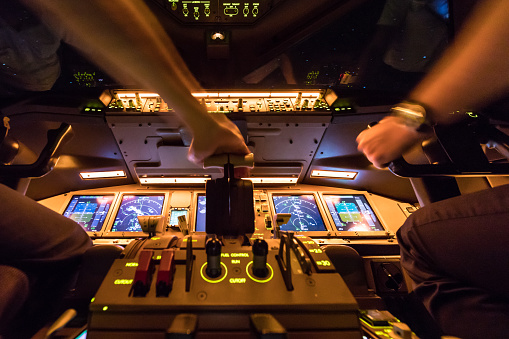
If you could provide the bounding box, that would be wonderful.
[203,153,254,169]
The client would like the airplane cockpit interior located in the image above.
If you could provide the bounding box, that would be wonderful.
[2,0,509,338]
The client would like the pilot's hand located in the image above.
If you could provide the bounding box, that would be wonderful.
[187,113,250,165]
[356,116,431,168]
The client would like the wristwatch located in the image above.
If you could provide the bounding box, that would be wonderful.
[390,101,433,132]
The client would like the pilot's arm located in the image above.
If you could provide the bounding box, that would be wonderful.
[357,0,509,168]
[20,0,250,164]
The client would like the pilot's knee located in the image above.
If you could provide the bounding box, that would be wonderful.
[396,207,426,247]
[396,209,437,282]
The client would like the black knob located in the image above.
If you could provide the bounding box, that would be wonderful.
[205,238,222,278]
[252,239,269,278]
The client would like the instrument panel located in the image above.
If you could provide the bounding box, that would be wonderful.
[42,184,414,245]
[49,184,415,338]
[106,89,331,114]
[151,0,286,24]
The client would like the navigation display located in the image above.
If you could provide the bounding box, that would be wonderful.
[110,194,165,232]
[323,195,384,232]
[63,195,115,232]
[271,194,326,232]
[195,195,206,232]
[169,208,188,227]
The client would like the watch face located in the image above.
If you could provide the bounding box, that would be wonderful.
[390,102,427,128]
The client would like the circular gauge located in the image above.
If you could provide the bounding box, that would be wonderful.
[112,195,164,232]
[272,195,326,231]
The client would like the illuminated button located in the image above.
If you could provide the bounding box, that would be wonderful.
[261,204,269,213]
[246,261,273,283]
[200,262,228,283]
[224,6,238,17]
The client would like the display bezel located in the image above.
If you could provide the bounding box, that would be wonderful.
[193,192,207,233]
[102,192,169,237]
[61,193,118,235]
[319,193,388,238]
[268,192,333,236]
[168,207,189,227]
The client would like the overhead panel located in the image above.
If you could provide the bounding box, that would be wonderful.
[152,0,286,24]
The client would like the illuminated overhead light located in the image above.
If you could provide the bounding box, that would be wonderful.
[116,93,136,98]
[140,177,210,184]
[80,170,126,180]
[117,91,323,100]
[267,92,301,98]
[242,177,298,184]
[301,92,322,98]
[311,170,358,180]
[138,93,160,98]
[218,92,271,98]
[192,93,219,98]
[211,32,225,40]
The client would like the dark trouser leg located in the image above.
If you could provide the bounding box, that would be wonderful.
[397,184,509,339]
[0,184,92,338]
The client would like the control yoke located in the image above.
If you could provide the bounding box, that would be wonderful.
[0,123,73,178]
[388,118,509,177]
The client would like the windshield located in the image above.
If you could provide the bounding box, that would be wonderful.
[50,0,451,96]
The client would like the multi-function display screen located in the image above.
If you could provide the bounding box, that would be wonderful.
[169,208,188,227]
[195,195,207,232]
[63,195,115,232]
[323,195,384,232]
[271,194,326,232]
[110,195,165,232]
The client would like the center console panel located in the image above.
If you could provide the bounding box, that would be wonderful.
[87,234,360,338]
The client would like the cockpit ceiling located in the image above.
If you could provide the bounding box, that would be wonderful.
[3,0,481,203]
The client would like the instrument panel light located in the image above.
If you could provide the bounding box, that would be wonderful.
[140,177,210,184]
[311,170,358,180]
[243,177,298,184]
[80,170,126,180]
